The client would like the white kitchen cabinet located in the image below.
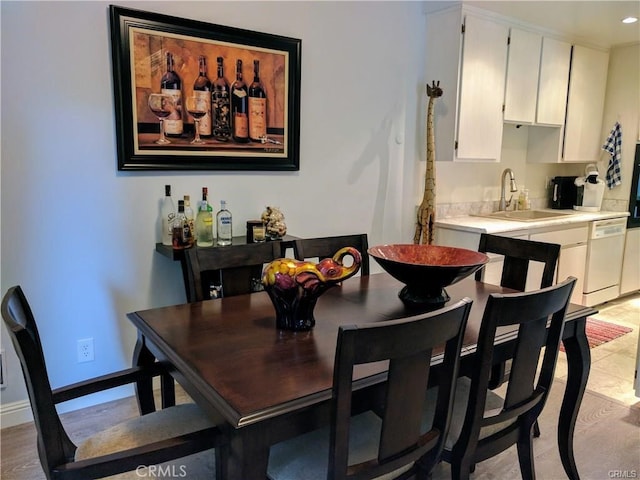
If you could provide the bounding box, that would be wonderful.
[436,222,589,304]
[504,32,571,127]
[527,43,609,164]
[426,6,509,162]
[536,37,572,126]
[504,28,541,124]
[563,45,610,162]
[530,224,589,305]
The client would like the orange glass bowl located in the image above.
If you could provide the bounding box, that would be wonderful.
[368,244,489,309]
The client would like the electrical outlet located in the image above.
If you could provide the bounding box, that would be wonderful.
[77,338,94,363]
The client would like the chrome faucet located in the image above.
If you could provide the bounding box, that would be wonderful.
[499,168,518,211]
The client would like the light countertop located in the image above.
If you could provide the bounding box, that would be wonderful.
[435,209,629,234]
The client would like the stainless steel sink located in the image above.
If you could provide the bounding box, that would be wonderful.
[474,210,574,222]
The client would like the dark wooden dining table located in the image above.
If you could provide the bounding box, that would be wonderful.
[127,273,595,480]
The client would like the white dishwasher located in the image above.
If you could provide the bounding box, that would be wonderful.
[583,217,627,306]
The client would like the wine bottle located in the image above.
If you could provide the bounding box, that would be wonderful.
[248,59,267,142]
[161,185,176,246]
[231,59,249,143]
[172,200,192,249]
[193,56,212,137]
[161,52,183,137]
[216,200,232,246]
[183,195,195,242]
[212,56,231,142]
[195,187,214,247]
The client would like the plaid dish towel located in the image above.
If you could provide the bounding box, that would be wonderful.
[602,122,622,188]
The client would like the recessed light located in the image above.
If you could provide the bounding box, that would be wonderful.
[622,16,638,24]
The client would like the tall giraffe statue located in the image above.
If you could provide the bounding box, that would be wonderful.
[413,80,443,245]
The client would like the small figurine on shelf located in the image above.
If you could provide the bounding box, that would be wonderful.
[261,206,287,240]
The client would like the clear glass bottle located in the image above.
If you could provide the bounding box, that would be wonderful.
[216,200,232,246]
[183,195,195,242]
[161,184,176,246]
[172,200,192,249]
[195,187,214,247]
[518,186,526,211]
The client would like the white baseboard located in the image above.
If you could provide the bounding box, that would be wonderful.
[0,399,33,428]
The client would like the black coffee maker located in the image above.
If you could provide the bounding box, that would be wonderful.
[549,176,578,209]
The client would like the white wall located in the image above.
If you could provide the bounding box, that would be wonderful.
[0,1,427,416]
[600,43,640,209]
[2,0,637,422]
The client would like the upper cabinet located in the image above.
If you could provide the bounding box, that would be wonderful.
[504,29,542,124]
[536,38,572,125]
[456,15,509,161]
[563,45,610,162]
[426,5,609,164]
[504,31,571,126]
[426,6,509,163]
[528,44,610,163]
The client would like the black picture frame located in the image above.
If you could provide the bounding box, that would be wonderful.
[109,5,301,171]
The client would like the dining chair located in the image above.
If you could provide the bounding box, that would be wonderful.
[183,241,284,301]
[293,233,370,275]
[1,285,226,480]
[267,297,473,480]
[438,277,576,480]
[474,233,561,438]
[474,233,560,292]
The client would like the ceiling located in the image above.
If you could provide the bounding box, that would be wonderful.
[455,1,640,48]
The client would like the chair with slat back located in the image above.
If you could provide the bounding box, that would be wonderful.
[1,285,226,480]
[184,241,285,302]
[438,277,576,480]
[293,234,370,276]
[475,233,560,291]
[268,297,473,480]
[474,233,561,438]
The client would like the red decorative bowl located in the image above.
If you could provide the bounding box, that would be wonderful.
[368,244,489,308]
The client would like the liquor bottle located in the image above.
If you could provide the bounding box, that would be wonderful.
[161,52,183,137]
[195,187,214,247]
[183,195,195,241]
[216,200,232,246]
[172,200,192,249]
[160,185,176,246]
[248,59,267,142]
[193,56,212,137]
[231,59,249,143]
[212,56,231,142]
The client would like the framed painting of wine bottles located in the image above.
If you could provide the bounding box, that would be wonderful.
[109,5,301,171]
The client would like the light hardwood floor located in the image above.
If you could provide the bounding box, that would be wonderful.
[2,294,639,480]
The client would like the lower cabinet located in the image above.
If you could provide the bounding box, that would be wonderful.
[529,225,588,305]
[436,223,588,305]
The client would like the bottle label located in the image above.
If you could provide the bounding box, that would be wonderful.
[249,97,267,140]
[233,88,247,98]
[212,90,231,138]
[234,113,248,138]
[161,88,183,135]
